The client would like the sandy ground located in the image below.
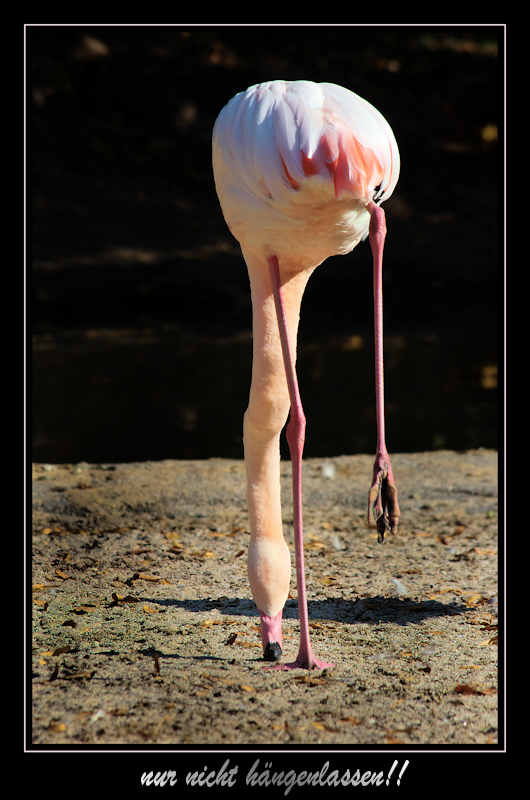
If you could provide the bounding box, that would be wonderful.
[30,449,499,750]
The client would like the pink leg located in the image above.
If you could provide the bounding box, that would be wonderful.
[367,202,400,543]
[263,256,334,671]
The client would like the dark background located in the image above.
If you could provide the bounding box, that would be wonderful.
[30,25,501,464]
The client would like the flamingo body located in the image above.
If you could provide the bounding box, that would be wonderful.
[212,80,401,669]
[213,80,399,267]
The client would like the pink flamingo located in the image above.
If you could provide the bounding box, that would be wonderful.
[212,80,400,670]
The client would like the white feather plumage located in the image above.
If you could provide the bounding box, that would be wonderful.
[212,80,399,268]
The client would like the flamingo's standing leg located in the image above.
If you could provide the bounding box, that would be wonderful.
[243,256,305,664]
[264,256,334,671]
[367,202,400,542]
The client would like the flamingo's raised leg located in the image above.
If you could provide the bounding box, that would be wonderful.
[366,201,400,543]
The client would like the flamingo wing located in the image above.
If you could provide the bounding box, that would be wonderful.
[213,80,399,209]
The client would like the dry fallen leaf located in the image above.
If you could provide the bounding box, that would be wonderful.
[454,683,496,696]
[190,550,216,559]
[479,634,498,646]
[74,711,93,721]
[306,536,326,550]
[384,725,415,743]
[111,592,138,603]
[316,576,338,586]
[63,670,96,681]
[110,708,129,717]
[311,721,336,732]
[52,646,71,656]
[295,675,327,686]
[71,606,91,615]
[481,621,498,632]
[465,593,488,607]
[47,721,66,732]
